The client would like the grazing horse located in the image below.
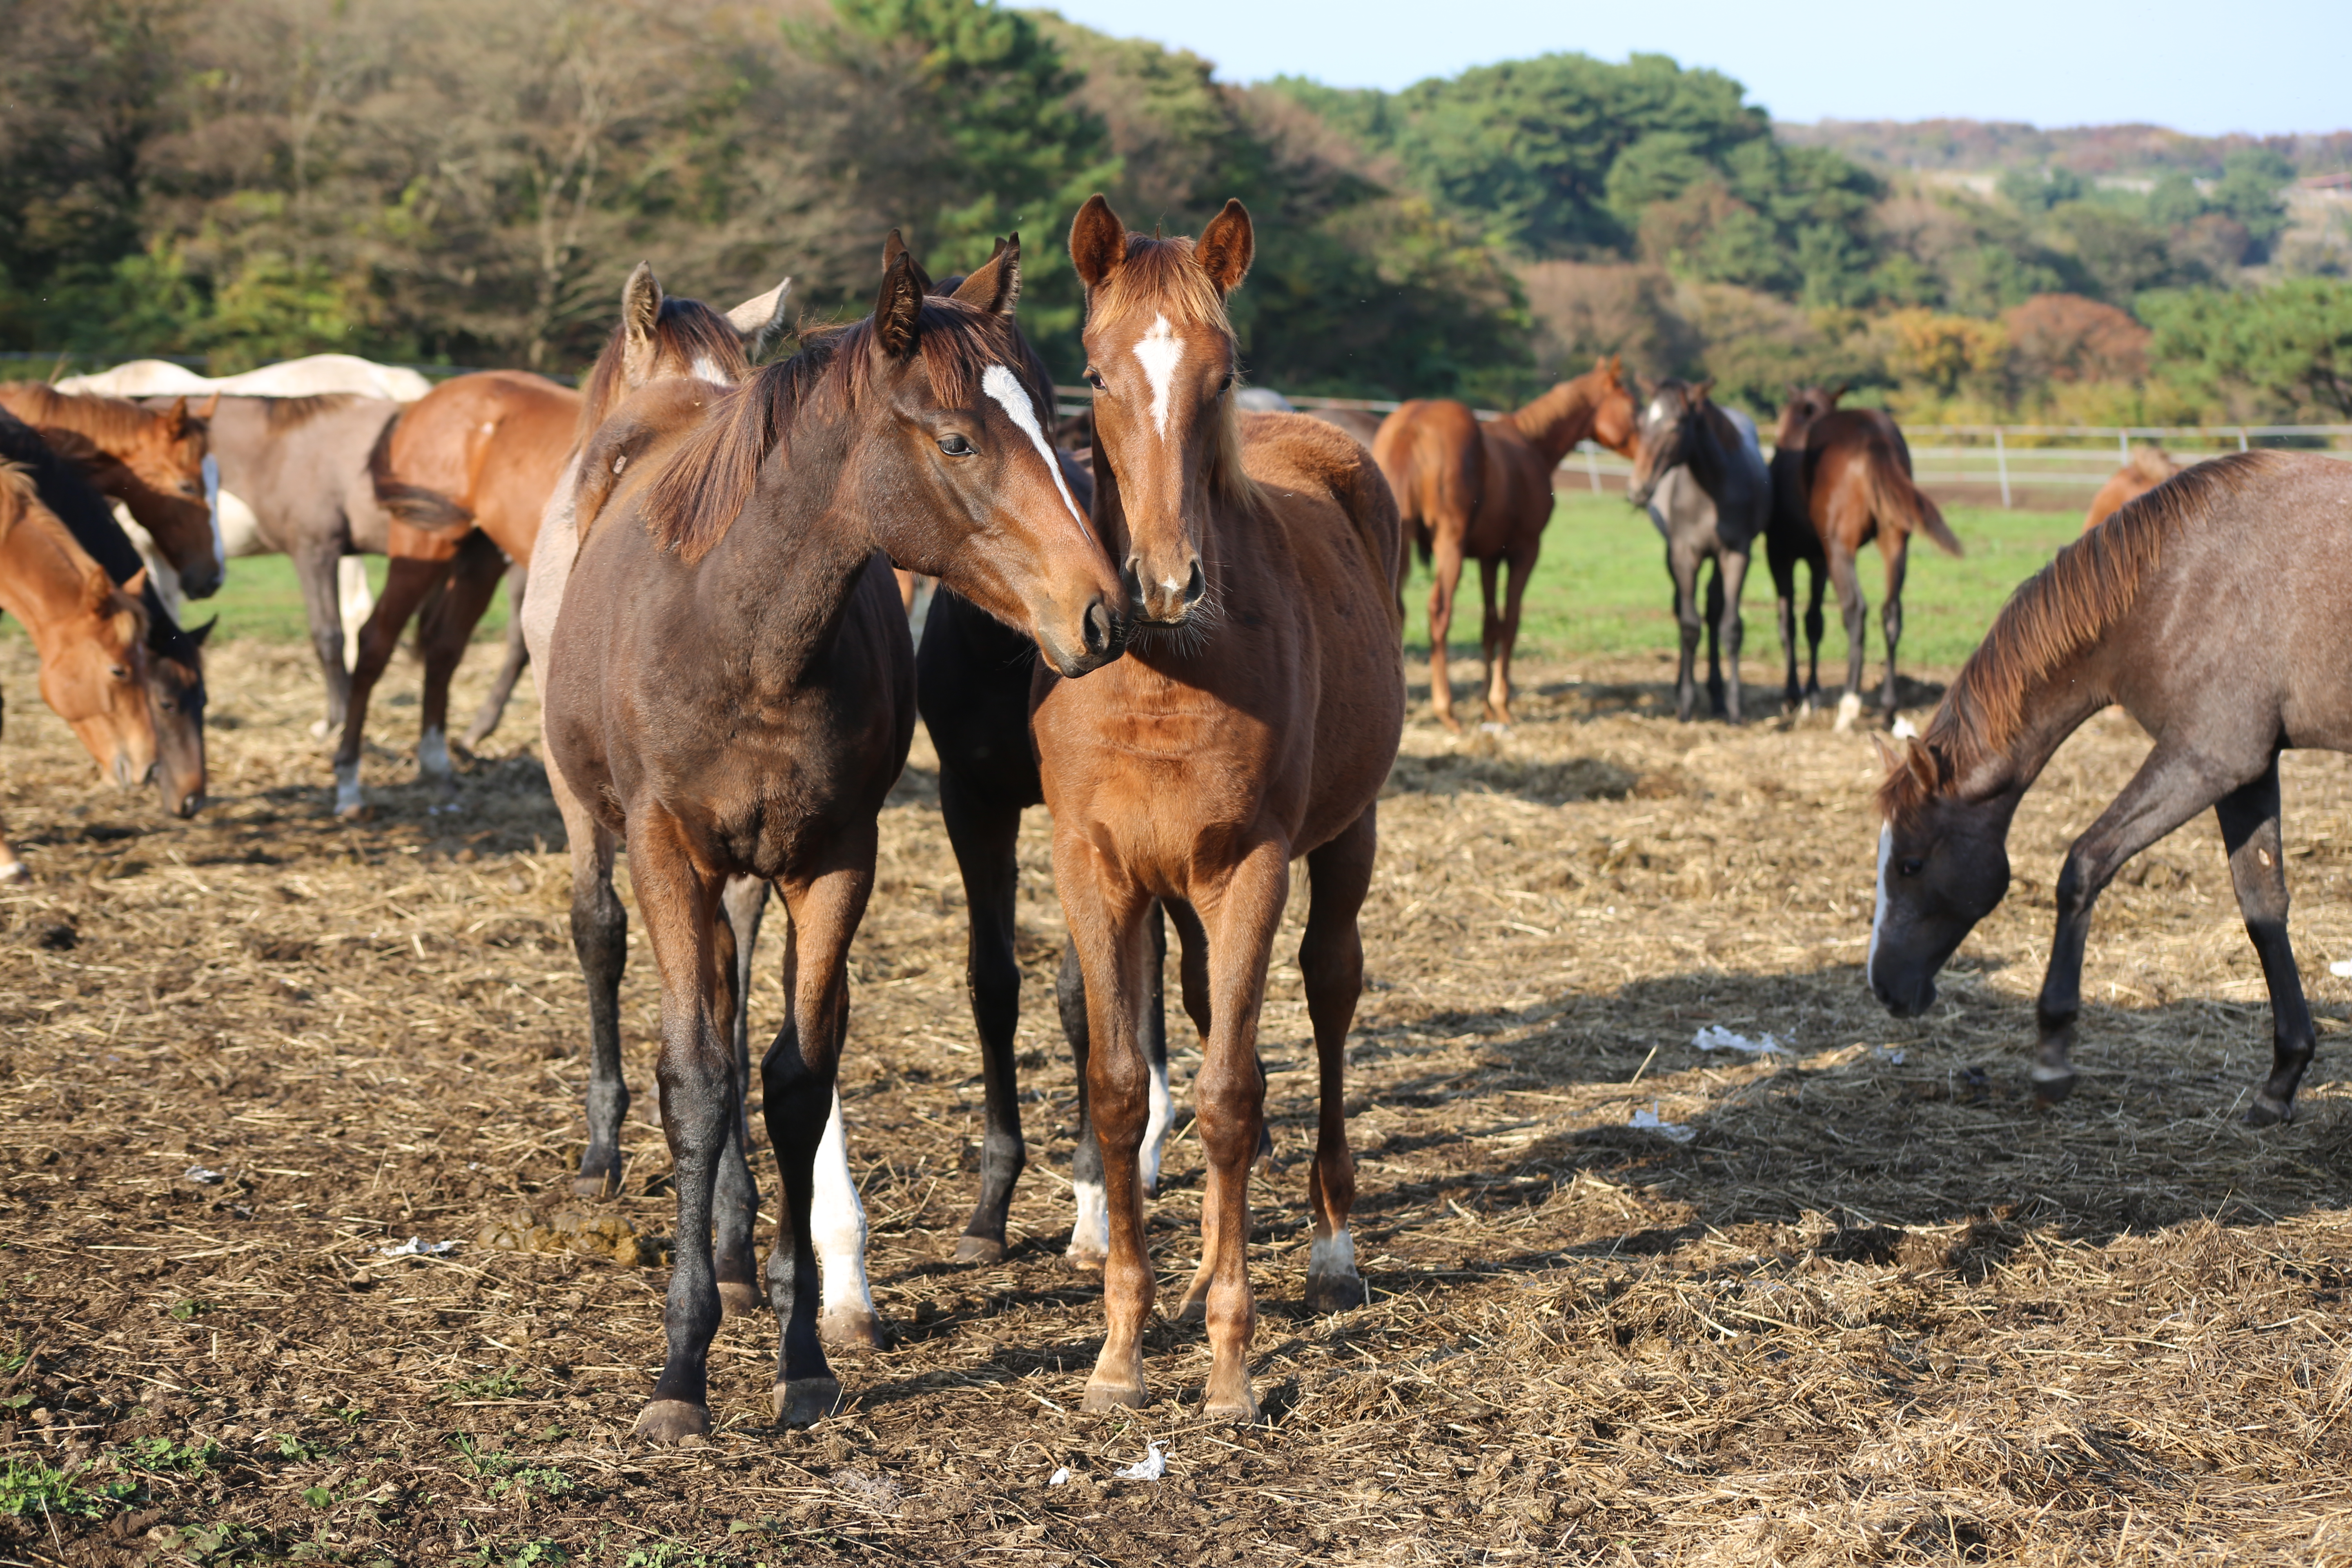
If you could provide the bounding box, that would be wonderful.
[1765,384,1842,711]
[0,409,209,819]
[0,463,160,879]
[1038,194,1404,1419]
[1868,453,2352,1126]
[517,263,818,1332]
[1373,358,1635,728]
[2084,445,2182,532]
[1625,379,1768,723]
[543,236,1123,1442]
[1800,408,1961,730]
[0,384,223,601]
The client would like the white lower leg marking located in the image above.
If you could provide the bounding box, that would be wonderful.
[333,759,363,815]
[1867,825,1891,984]
[1308,1230,1357,1282]
[338,556,374,671]
[416,727,451,778]
[1068,1180,1109,1258]
[2030,1062,2075,1083]
[811,1091,873,1323]
[1835,691,1863,731]
[981,364,1089,539]
[1135,314,1184,441]
[1140,1055,1172,1196]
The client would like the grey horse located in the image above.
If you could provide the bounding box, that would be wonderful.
[1625,379,1770,722]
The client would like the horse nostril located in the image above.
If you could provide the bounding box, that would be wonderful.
[1084,599,1111,655]
[1183,559,1205,605]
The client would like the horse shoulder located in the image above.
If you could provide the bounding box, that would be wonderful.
[1238,413,1401,614]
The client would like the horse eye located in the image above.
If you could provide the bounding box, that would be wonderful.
[110,665,129,681]
[1083,367,1106,391]
[937,433,975,457]
[1218,372,1234,394]
[1898,858,1925,878]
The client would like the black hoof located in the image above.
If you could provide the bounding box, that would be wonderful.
[2029,1067,2077,1107]
[2244,1094,2294,1128]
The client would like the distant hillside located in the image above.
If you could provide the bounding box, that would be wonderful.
[1777,119,2352,178]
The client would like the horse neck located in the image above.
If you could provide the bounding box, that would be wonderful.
[1949,639,2119,808]
[1502,379,1607,466]
[694,422,878,690]
[0,506,95,651]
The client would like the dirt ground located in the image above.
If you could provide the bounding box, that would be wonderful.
[2,635,2349,1567]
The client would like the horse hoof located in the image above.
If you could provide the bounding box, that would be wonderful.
[1174,1294,1209,1325]
[1081,1378,1147,1412]
[773,1377,842,1428]
[716,1281,763,1318]
[1304,1270,1367,1314]
[632,1399,709,1444]
[1202,1390,1259,1425]
[2029,1065,2077,1107]
[1833,693,1863,733]
[2244,1094,2295,1128]
[1477,720,1509,736]
[820,1308,887,1351]
[1435,713,1461,734]
[0,860,29,885]
[1063,1247,1107,1274]
[951,1235,1005,1265]
[572,1161,623,1198]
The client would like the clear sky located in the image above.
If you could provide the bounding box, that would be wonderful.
[1042,0,2350,138]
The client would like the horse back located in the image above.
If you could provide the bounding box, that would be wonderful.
[1372,399,1481,538]
[377,371,580,561]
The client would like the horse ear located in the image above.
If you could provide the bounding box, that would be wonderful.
[951,234,1022,317]
[872,247,925,361]
[188,614,217,648]
[725,278,793,360]
[880,229,932,298]
[98,563,138,608]
[1690,379,1714,404]
[1194,199,1254,296]
[622,262,662,339]
[1902,738,1949,794]
[195,390,220,422]
[1829,384,1849,403]
[1069,195,1127,290]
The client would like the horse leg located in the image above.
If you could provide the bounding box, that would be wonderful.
[759,827,878,1430]
[1767,542,1801,714]
[1474,556,1503,726]
[459,561,532,754]
[1062,905,1171,1270]
[708,875,763,1318]
[0,688,20,883]
[1803,559,1828,706]
[1300,809,1375,1313]
[624,810,733,1444]
[293,539,353,738]
[556,758,630,1198]
[1826,540,1868,732]
[2214,758,2317,1125]
[1489,546,1536,727]
[1878,535,1910,722]
[1425,538,1466,732]
[413,531,506,786]
[333,554,448,817]
[1716,548,1750,725]
[2032,742,2234,1107]
[1189,840,1290,1421]
[1667,540,1703,723]
[1703,556,1726,718]
[940,771,1027,1264]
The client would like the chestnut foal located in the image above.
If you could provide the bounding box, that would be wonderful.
[1033,196,1404,1419]
[543,238,1123,1441]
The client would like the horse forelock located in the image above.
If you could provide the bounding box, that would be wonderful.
[1878,450,2281,828]
[579,295,753,445]
[1085,236,1258,513]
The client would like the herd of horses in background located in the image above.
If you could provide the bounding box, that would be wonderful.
[0,195,2346,1441]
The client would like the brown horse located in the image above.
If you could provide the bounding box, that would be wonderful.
[1037,194,1403,1419]
[0,384,222,601]
[1765,384,1842,711]
[1868,453,2349,1125]
[2084,445,2182,532]
[1372,359,1635,728]
[0,463,158,880]
[543,236,1122,1443]
[1796,408,1962,730]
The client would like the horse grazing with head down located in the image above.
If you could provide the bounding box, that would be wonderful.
[0,384,223,603]
[0,462,160,879]
[2084,445,2182,533]
[1625,378,1768,723]
[1868,452,2352,1126]
[1373,359,1635,728]
[1034,194,1403,1420]
[543,236,1123,1442]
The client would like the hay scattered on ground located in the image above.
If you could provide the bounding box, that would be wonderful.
[1,639,2348,1566]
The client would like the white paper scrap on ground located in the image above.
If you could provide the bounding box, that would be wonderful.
[2331,960,2352,978]
[1113,1445,1166,1481]
[185,1165,224,1185]
[379,1236,459,1258]
[1047,1467,1071,1487]
[1629,1103,1696,1143]
[1875,1045,1907,1065]
[1692,1025,1788,1056]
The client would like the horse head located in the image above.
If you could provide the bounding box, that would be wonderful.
[1866,734,2016,1017]
[1626,378,1710,508]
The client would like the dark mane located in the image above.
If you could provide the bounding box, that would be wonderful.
[577,296,752,446]
[1880,450,2281,825]
[638,295,1018,565]
[260,393,363,432]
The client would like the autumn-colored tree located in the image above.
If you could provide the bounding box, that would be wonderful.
[2001,294,2150,386]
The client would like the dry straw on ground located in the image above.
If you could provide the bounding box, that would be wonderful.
[0,638,2347,1566]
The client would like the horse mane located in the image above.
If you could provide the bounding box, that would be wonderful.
[1879,450,2282,826]
[3,382,185,445]
[637,294,1019,565]
[2123,445,2180,485]
[1090,235,1261,514]
[260,393,363,432]
[1501,364,1625,460]
[577,296,751,446]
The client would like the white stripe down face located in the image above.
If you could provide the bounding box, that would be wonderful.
[981,364,1089,539]
[1134,314,1185,441]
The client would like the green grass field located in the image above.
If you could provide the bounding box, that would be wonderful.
[13,498,2073,671]
[1404,493,2082,671]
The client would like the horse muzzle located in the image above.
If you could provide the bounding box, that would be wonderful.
[1036,595,1127,679]
[180,562,225,600]
[1121,554,1205,625]
[1869,967,1936,1019]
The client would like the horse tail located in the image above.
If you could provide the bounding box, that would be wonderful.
[369,404,475,533]
[1866,439,1961,557]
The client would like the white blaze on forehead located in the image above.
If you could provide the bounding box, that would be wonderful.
[981,364,1090,540]
[1647,397,1672,425]
[690,355,727,385]
[1867,824,1892,981]
[1134,314,1185,440]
